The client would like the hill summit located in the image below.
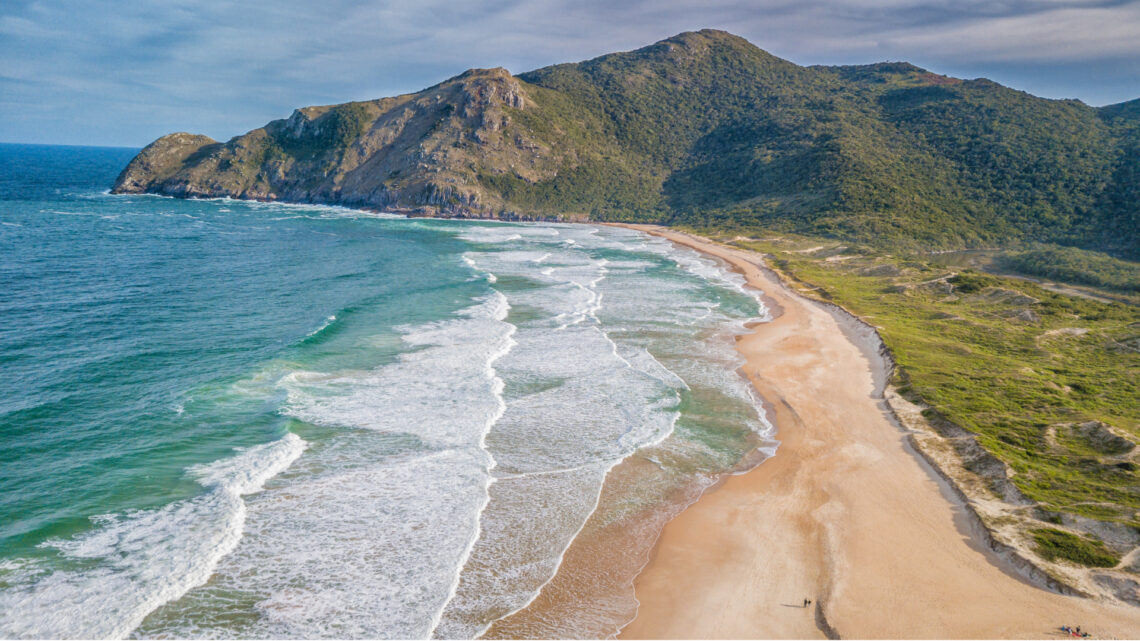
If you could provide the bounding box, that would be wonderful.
[113,30,1140,258]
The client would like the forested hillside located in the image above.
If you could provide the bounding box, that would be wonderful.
[113,30,1140,259]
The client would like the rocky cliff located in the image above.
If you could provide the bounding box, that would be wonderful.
[115,67,578,219]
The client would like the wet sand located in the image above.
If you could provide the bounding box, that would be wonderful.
[616,226,1140,639]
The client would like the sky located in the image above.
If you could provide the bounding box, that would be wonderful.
[2,0,1139,147]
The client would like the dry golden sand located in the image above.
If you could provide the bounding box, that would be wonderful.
[616,226,1140,640]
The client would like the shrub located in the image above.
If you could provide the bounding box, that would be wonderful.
[948,272,997,293]
[1031,528,1120,567]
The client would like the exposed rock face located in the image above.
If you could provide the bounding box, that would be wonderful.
[1071,421,1137,456]
[112,66,570,220]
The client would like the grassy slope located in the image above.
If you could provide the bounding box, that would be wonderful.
[998,245,1140,294]
[1033,527,1122,567]
[708,229,1140,532]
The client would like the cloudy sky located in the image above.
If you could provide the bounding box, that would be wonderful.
[3,0,1139,147]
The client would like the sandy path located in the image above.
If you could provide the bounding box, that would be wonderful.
[617,226,1140,640]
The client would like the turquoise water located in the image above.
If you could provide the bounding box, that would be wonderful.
[0,144,773,639]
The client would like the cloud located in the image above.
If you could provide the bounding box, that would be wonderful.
[1,0,1138,145]
[878,4,1140,61]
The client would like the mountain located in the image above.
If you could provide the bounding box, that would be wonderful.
[113,30,1140,258]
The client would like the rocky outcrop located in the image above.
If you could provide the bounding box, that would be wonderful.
[112,133,217,193]
[112,67,558,219]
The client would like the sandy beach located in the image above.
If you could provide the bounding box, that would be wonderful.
[616,226,1140,639]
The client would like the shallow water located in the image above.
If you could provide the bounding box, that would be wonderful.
[0,144,773,639]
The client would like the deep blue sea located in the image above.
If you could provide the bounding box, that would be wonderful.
[0,143,774,639]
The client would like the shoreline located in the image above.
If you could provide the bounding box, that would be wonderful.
[90,194,1139,635]
[479,225,782,638]
[614,225,1140,639]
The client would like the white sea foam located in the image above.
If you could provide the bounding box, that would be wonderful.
[178,197,408,221]
[456,225,560,244]
[462,253,499,284]
[284,294,513,447]
[432,463,609,639]
[295,223,770,638]
[133,293,517,639]
[0,434,306,639]
[601,249,769,391]
[440,225,777,639]
[641,237,772,322]
[306,314,337,337]
[3,219,779,640]
[139,447,495,639]
[466,245,610,332]
[431,229,714,637]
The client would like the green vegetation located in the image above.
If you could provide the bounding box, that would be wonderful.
[724,232,1140,528]
[272,102,372,157]
[116,29,1140,261]
[946,272,1000,293]
[506,32,1140,258]
[477,158,667,220]
[1031,528,1121,567]
[998,245,1140,293]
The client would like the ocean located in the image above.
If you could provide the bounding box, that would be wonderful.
[0,143,775,639]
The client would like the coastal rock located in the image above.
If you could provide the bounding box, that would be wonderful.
[112,133,217,194]
[112,64,552,219]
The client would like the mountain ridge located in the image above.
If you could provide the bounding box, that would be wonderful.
[113,29,1140,258]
